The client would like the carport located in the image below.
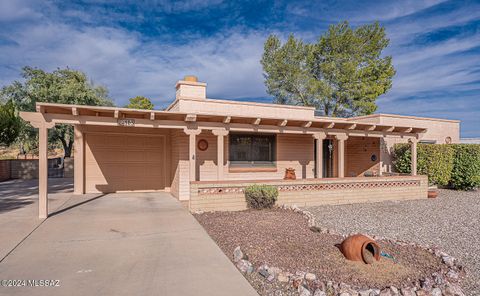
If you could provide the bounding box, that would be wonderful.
[20,103,203,218]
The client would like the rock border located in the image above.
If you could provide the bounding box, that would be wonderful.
[231,205,466,296]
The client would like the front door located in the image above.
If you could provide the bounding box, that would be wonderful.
[314,139,334,178]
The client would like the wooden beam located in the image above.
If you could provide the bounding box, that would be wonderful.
[383,126,395,132]
[346,123,356,130]
[303,121,312,128]
[150,112,155,121]
[324,122,335,129]
[278,119,288,127]
[185,114,197,122]
[403,127,413,133]
[223,116,231,124]
[252,118,261,125]
[114,110,119,118]
[365,125,376,131]
[72,107,78,116]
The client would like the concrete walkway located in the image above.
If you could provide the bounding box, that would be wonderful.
[0,180,257,296]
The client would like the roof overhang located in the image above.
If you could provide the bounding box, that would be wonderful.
[21,102,426,139]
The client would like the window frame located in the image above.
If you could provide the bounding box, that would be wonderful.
[228,133,277,168]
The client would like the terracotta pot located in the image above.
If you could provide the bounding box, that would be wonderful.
[284,168,296,180]
[337,234,380,264]
[428,190,438,198]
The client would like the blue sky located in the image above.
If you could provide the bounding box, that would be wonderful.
[1,0,479,137]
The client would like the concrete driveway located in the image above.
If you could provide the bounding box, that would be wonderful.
[0,179,257,296]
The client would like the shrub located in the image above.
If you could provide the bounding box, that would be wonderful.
[392,143,412,174]
[450,144,480,190]
[244,184,278,209]
[392,143,454,186]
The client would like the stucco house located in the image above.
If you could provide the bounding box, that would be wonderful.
[20,76,460,218]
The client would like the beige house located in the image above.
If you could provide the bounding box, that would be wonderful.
[20,76,460,218]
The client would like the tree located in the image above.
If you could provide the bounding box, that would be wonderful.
[125,96,154,110]
[261,21,395,117]
[0,67,114,157]
[0,100,21,147]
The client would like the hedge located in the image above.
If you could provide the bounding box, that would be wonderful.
[450,145,480,190]
[393,143,480,190]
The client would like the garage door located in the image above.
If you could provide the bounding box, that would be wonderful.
[85,133,166,193]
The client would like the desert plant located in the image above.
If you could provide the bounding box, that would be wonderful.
[244,184,278,209]
[450,144,480,190]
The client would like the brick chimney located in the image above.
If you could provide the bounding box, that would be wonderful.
[175,75,206,100]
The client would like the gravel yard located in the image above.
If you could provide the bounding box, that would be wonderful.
[195,209,446,295]
[306,189,480,296]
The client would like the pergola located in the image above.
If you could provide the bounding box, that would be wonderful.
[20,102,426,218]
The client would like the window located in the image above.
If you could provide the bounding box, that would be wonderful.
[229,134,276,167]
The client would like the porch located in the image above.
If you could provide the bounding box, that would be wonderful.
[190,175,428,211]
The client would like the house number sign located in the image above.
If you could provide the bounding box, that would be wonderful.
[117,118,135,127]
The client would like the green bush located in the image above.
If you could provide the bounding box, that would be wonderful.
[393,143,480,190]
[244,184,278,209]
[392,143,454,185]
[392,143,412,174]
[450,144,480,190]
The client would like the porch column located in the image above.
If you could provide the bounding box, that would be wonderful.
[212,129,229,180]
[37,121,54,219]
[73,125,84,195]
[184,128,202,182]
[313,132,326,178]
[335,134,348,178]
[410,138,418,176]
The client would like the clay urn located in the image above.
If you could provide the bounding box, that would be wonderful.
[284,168,296,180]
[337,234,380,264]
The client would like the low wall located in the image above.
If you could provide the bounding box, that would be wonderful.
[189,175,428,212]
[0,160,10,181]
[0,158,74,180]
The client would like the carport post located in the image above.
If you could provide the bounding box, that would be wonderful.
[73,125,85,194]
[38,121,55,219]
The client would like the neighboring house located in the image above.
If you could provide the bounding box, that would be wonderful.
[20,76,459,218]
[460,138,480,144]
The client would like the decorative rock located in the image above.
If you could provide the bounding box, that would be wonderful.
[313,290,327,296]
[379,288,392,296]
[236,259,253,274]
[446,269,459,281]
[371,289,381,296]
[432,273,444,285]
[305,273,316,281]
[358,289,372,296]
[442,256,455,267]
[389,286,399,295]
[258,264,270,278]
[291,276,303,289]
[339,293,350,296]
[415,289,428,296]
[430,288,442,296]
[296,271,307,278]
[298,285,311,296]
[443,283,465,296]
[233,246,243,263]
[277,272,289,283]
[400,287,416,296]
[420,278,432,290]
[326,281,336,296]
[267,274,275,282]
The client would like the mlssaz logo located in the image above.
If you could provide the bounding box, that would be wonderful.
[117,119,135,126]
